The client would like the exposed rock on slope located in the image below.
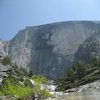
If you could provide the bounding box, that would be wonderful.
[5,21,100,79]
[0,39,6,60]
[75,32,100,63]
[46,80,100,100]
[0,63,11,84]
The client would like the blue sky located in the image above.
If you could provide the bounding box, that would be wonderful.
[0,0,100,40]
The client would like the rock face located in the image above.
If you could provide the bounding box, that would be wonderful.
[4,21,100,79]
[0,39,8,84]
[75,32,100,63]
[0,39,6,60]
[0,63,11,78]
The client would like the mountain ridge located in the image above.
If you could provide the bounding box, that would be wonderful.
[3,21,100,79]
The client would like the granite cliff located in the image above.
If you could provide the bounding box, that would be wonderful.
[75,31,100,63]
[4,21,100,79]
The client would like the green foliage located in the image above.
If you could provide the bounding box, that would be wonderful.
[2,56,11,65]
[40,89,52,98]
[31,75,51,98]
[67,68,75,82]
[66,61,86,82]
[31,75,47,84]
[75,61,86,79]
[0,91,3,96]
[32,81,51,99]
[90,56,100,69]
[1,79,34,99]
[0,76,50,99]
[90,56,98,66]
[19,67,29,77]
[28,70,34,77]
[56,57,100,91]
[24,79,33,87]
[0,56,50,99]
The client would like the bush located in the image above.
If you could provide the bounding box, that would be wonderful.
[2,56,11,65]
[1,76,51,99]
[40,89,52,99]
[31,75,51,98]
[67,68,75,82]
[31,75,47,84]
[24,79,33,87]
[0,91,2,96]
[1,79,34,99]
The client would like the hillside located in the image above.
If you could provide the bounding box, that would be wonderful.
[0,56,52,100]
[56,32,100,91]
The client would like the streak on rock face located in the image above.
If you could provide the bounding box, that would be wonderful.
[4,21,100,79]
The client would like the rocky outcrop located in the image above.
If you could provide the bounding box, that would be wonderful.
[75,31,100,63]
[0,39,6,60]
[0,63,11,77]
[4,21,100,79]
[46,80,100,100]
[0,39,9,84]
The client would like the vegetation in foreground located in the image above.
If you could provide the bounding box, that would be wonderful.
[56,56,100,91]
[2,55,100,99]
[0,56,51,100]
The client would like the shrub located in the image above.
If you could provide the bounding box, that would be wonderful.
[31,75,51,98]
[24,79,33,87]
[0,91,2,96]
[31,75,47,84]
[40,89,52,99]
[2,56,11,65]
[1,79,34,99]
